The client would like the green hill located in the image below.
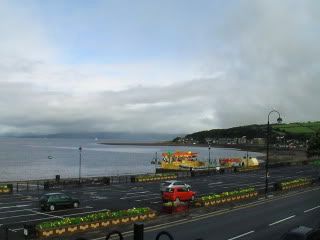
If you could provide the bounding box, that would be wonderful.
[175,121,320,144]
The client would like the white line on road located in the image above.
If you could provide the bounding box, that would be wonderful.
[120,193,158,199]
[269,215,296,226]
[208,182,223,185]
[0,204,30,210]
[126,191,150,195]
[135,197,160,202]
[228,230,255,240]
[28,209,64,219]
[304,205,320,213]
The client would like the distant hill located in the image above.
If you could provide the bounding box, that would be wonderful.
[18,132,180,142]
[174,121,320,144]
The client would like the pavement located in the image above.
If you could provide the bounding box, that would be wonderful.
[0,164,319,239]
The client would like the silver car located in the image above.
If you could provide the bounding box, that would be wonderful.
[160,180,191,192]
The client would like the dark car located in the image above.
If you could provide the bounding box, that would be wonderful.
[40,193,80,211]
[281,226,320,240]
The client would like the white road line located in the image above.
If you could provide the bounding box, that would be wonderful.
[208,182,223,185]
[151,201,161,204]
[0,201,33,205]
[29,209,64,219]
[0,204,30,210]
[269,215,296,226]
[228,230,255,240]
[304,205,320,213]
[10,227,23,232]
[120,193,158,200]
[135,197,160,202]
[0,208,34,214]
[126,191,150,195]
[0,213,39,220]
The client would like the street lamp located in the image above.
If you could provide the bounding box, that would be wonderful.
[79,146,82,184]
[205,138,213,169]
[265,110,282,197]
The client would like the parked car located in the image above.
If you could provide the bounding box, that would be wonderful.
[162,186,195,202]
[280,226,320,240]
[40,193,80,211]
[160,180,191,192]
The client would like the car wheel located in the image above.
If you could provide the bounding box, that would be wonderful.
[73,202,79,208]
[175,198,180,203]
[191,195,195,201]
[49,204,55,211]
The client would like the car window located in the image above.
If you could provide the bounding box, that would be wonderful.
[165,188,174,192]
[163,182,171,186]
[49,195,59,201]
[177,187,187,192]
[174,182,182,185]
[60,195,70,200]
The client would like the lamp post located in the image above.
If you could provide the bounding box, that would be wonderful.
[265,110,282,197]
[205,138,213,170]
[79,146,82,184]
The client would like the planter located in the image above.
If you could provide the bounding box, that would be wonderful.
[30,208,156,239]
[0,184,13,194]
[133,174,177,183]
[275,178,311,191]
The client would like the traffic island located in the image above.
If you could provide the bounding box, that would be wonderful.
[132,173,177,183]
[274,178,311,191]
[194,188,258,207]
[23,207,156,239]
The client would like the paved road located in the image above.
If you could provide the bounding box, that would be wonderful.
[0,164,318,239]
[136,186,320,240]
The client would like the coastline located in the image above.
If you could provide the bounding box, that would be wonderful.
[99,141,308,163]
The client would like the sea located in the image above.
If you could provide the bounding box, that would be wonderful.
[0,138,264,181]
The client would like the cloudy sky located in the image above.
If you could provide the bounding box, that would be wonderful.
[0,0,319,136]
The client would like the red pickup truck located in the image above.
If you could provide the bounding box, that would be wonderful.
[162,186,196,202]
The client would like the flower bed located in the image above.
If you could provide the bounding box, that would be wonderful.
[31,208,156,238]
[133,173,177,183]
[0,184,13,194]
[194,187,258,207]
[162,201,189,213]
[275,178,311,191]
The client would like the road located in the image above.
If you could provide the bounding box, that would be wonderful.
[0,164,318,239]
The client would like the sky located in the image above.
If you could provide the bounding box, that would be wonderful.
[0,0,319,136]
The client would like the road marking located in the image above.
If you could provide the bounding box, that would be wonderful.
[269,215,296,226]
[228,230,255,240]
[0,201,33,205]
[120,193,158,199]
[151,201,161,204]
[208,182,223,185]
[0,208,35,214]
[126,191,150,195]
[135,197,160,202]
[304,205,320,213]
[29,209,64,219]
[0,204,30,210]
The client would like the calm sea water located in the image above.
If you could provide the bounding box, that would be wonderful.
[0,138,264,181]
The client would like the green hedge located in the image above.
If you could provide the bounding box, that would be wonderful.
[280,178,310,187]
[135,173,176,182]
[200,187,255,201]
[37,207,151,230]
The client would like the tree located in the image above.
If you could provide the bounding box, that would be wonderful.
[307,131,320,158]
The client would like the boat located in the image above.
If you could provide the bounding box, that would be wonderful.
[158,151,206,170]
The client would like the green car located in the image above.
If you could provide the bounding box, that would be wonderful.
[40,192,80,211]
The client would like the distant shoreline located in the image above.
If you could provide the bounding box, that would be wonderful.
[99,141,308,163]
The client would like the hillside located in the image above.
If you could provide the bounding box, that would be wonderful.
[174,121,320,144]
